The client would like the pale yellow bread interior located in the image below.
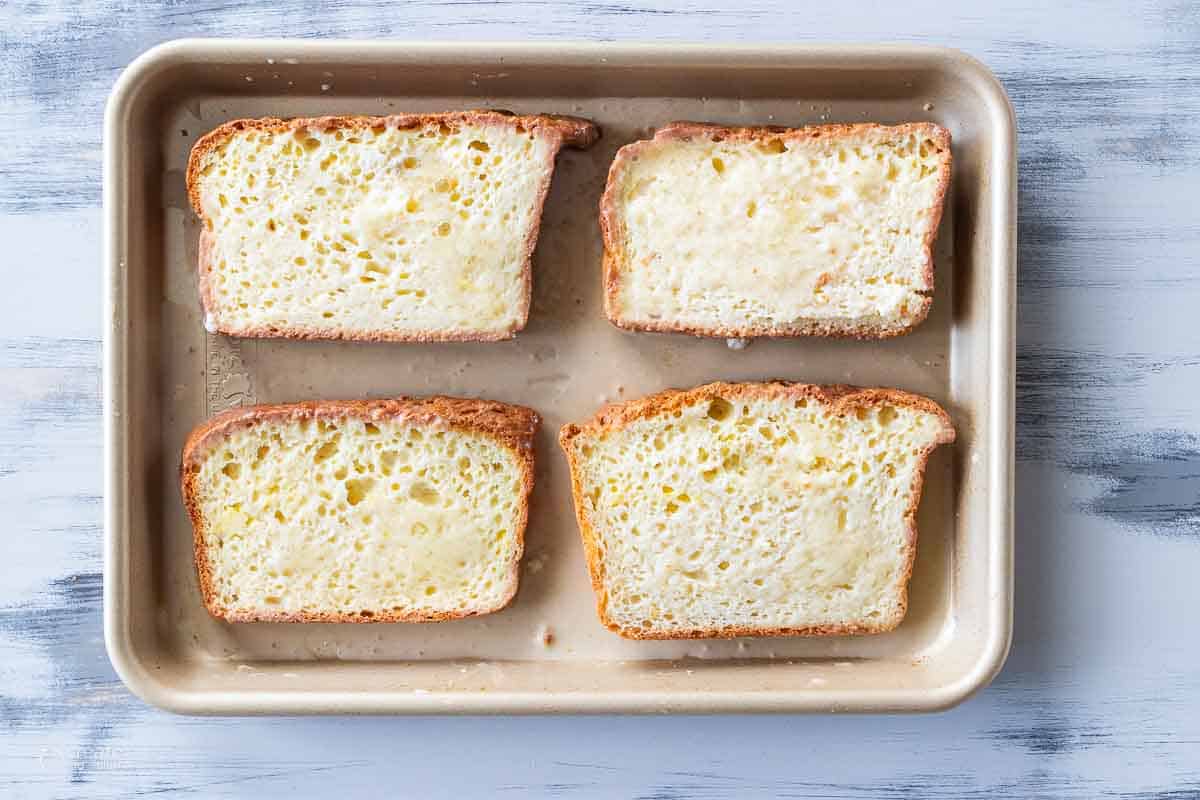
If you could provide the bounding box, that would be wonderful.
[182,399,536,622]
[188,112,596,341]
[602,122,951,338]
[560,383,954,638]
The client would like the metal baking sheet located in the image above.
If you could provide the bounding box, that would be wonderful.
[104,40,1015,714]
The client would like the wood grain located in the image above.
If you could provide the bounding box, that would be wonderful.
[3,0,1200,796]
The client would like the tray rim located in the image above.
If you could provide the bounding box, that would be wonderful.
[103,37,1015,715]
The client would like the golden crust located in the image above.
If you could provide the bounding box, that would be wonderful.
[599,122,952,339]
[558,381,955,639]
[187,111,599,343]
[181,396,540,624]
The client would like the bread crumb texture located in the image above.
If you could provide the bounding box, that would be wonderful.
[193,117,559,338]
[562,384,953,637]
[607,123,950,336]
[189,413,526,620]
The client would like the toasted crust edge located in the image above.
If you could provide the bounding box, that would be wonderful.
[599,122,952,339]
[181,396,540,623]
[558,381,955,639]
[187,111,599,343]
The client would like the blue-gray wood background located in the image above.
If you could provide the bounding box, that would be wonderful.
[3,1,1197,797]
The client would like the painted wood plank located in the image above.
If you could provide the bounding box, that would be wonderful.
[2,0,1200,797]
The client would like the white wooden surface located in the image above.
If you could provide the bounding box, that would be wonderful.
[3,1,1199,796]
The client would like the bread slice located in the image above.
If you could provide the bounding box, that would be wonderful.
[559,382,954,639]
[187,111,598,342]
[600,122,951,338]
[181,397,538,623]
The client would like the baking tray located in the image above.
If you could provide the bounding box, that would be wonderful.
[104,40,1015,714]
